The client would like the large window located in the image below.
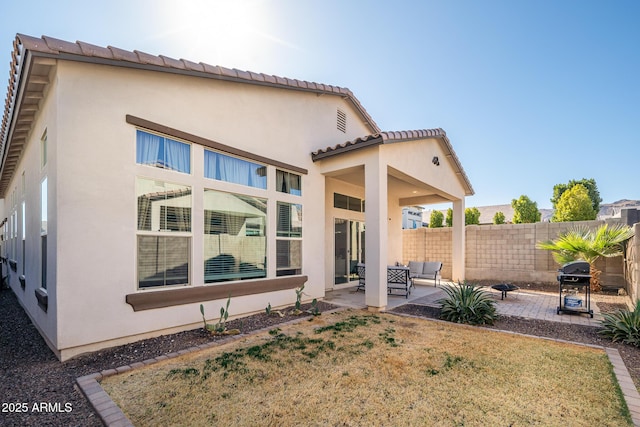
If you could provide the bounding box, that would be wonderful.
[204,189,267,283]
[136,178,191,288]
[276,202,302,276]
[136,130,191,174]
[276,170,301,196]
[204,150,267,189]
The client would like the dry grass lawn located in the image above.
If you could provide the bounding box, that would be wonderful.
[101,309,631,426]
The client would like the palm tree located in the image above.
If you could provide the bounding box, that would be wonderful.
[537,224,634,291]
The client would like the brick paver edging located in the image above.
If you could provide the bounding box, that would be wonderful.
[75,308,349,426]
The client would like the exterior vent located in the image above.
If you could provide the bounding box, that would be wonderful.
[337,109,346,133]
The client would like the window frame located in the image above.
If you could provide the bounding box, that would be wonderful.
[204,149,267,189]
[136,129,192,174]
[203,188,268,283]
[276,201,302,276]
[136,177,192,289]
[276,169,302,196]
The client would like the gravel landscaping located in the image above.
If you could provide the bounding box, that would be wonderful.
[1,285,639,426]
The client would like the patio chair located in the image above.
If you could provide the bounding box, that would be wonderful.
[356,263,365,292]
[387,266,411,298]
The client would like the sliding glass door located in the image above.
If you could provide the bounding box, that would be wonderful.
[334,219,365,285]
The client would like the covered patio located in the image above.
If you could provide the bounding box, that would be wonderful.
[312,129,474,312]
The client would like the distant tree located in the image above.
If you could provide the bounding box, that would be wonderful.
[445,208,453,227]
[552,184,597,222]
[511,195,541,224]
[493,211,506,225]
[551,178,602,214]
[429,210,444,228]
[465,207,481,225]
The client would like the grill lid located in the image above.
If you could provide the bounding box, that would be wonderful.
[559,261,590,275]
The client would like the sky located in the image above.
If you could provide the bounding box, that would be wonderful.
[0,0,638,209]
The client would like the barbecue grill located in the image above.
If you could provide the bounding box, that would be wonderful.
[557,261,593,317]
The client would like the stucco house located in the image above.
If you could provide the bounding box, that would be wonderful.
[0,34,473,360]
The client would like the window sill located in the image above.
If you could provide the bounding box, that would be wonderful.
[126,275,307,312]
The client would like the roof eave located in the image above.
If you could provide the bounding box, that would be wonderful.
[311,130,475,196]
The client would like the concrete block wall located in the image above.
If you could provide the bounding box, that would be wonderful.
[466,223,540,282]
[402,227,452,279]
[403,219,629,287]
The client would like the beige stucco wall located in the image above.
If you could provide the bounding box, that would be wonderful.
[626,224,640,301]
[403,220,628,287]
[2,69,59,351]
[3,58,378,359]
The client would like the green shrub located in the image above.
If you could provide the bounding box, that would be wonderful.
[599,300,640,347]
[438,282,497,325]
[465,207,480,225]
[429,210,444,228]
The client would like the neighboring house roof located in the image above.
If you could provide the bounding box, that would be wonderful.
[473,204,514,224]
[312,129,474,196]
[0,34,381,194]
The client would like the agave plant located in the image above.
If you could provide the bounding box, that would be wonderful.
[437,282,497,325]
[537,224,634,291]
[599,300,640,347]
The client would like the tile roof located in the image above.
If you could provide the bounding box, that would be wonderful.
[311,129,446,160]
[9,34,379,132]
[312,128,474,195]
[0,34,381,178]
[0,34,474,196]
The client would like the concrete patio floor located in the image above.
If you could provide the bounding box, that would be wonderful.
[324,281,633,327]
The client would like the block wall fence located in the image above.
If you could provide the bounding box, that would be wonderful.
[403,219,635,291]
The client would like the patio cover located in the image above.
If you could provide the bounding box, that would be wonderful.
[312,129,473,311]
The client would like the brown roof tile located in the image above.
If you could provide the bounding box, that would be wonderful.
[200,62,223,75]
[159,55,187,70]
[180,59,205,73]
[108,45,139,63]
[262,74,277,84]
[219,66,238,78]
[133,49,165,66]
[234,69,252,80]
[17,34,55,53]
[42,35,83,55]
[248,71,265,82]
[77,41,113,59]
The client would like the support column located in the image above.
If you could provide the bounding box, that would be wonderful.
[451,198,466,282]
[364,155,388,311]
